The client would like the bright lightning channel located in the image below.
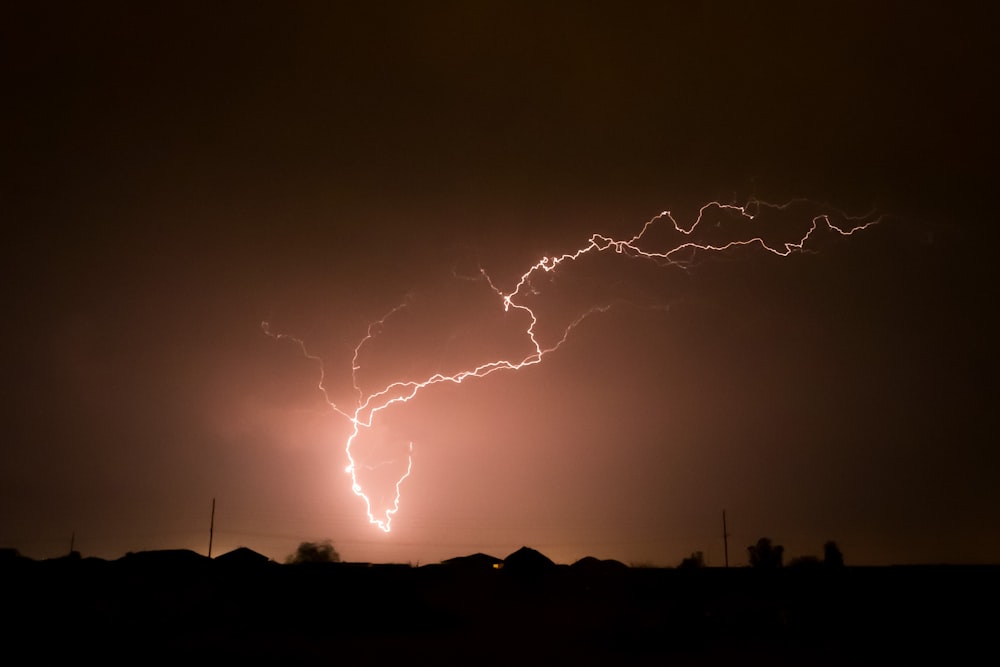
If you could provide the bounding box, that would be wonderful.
[263,198,880,533]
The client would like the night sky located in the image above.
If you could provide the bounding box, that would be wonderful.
[3,2,997,566]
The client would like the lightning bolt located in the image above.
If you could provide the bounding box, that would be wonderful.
[264,198,880,532]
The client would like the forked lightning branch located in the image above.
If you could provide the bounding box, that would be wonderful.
[264,199,880,532]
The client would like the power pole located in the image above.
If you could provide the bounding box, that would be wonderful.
[722,510,729,568]
[69,531,75,556]
[208,498,216,558]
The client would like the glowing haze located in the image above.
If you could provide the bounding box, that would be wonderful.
[4,3,996,568]
[265,199,879,533]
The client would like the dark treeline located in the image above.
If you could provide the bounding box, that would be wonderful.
[2,546,996,664]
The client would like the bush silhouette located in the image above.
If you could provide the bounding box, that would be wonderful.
[286,540,341,564]
[748,537,784,569]
[679,551,705,569]
[823,540,844,567]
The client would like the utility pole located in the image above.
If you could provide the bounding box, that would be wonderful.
[722,510,729,568]
[208,498,216,558]
[69,531,75,556]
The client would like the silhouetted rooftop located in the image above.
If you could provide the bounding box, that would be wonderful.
[215,546,272,566]
[441,552,503,569]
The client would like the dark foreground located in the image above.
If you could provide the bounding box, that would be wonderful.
[3,549,996,665]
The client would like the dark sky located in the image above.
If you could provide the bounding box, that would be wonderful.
[3,1,997,566]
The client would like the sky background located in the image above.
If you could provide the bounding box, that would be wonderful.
[3,2,997,566]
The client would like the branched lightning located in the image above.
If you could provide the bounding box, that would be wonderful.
[264,198,880,532]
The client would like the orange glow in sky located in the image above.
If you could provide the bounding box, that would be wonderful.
[265,200,879,534]
[4,3,995,567]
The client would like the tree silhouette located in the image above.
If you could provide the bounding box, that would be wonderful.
[679,551,705,569]
[823,540,844,567]
[285,540,341,564]
[747,537,784,569]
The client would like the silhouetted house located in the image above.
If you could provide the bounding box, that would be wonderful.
[441,552,504,572]
[39,551,86,566]
[502,546,557,579]
[215,546,272,567]
[0,547,26,562]
[118,549,210,573]
[571,555,629,576]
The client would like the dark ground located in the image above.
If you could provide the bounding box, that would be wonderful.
[3,548,996,665]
